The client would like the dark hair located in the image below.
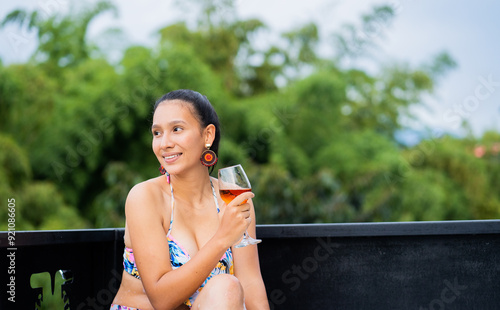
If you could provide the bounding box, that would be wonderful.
[154,89,221,172]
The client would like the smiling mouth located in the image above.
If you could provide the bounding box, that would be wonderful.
[164,154,181,160]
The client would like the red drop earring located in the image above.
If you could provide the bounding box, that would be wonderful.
[159,166,170,183]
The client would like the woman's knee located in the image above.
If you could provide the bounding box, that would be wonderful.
[208,274,243,296]
[196,274,244,308]
[191,274,244,309]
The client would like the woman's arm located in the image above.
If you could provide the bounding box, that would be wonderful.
[126,182,253,309]
[233,198,270,310]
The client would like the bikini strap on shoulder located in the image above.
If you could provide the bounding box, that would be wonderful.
[167,181,175,236]
[209,179,220,213]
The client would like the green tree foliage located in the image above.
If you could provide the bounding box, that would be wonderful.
[333,5,395,60]
[1,1,498,230]
[2,1,117,70]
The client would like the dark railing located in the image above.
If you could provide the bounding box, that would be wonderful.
[1,220,499,309]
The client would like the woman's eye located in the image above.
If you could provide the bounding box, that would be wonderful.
[173,127,183,132]
[152,130,160,136]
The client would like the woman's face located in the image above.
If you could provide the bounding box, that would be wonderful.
[152,100,210,176]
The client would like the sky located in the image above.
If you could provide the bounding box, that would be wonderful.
[1,0,499,140]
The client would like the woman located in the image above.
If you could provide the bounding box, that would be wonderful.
[111,89,270,309]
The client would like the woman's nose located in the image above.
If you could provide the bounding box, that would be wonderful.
[160,133,173,149]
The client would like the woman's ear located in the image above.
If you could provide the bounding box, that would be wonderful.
[204,124,216,146]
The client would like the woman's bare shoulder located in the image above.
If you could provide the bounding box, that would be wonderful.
[126,177,170,211]
[124,177,170,246]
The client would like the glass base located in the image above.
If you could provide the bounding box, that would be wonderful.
[234,235,262,248]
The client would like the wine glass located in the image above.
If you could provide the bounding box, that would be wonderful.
[218,164,262,248]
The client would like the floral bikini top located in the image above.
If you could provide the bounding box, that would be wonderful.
[122,180,234,308]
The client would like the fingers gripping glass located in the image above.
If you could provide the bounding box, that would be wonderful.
[218,164,262,248]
